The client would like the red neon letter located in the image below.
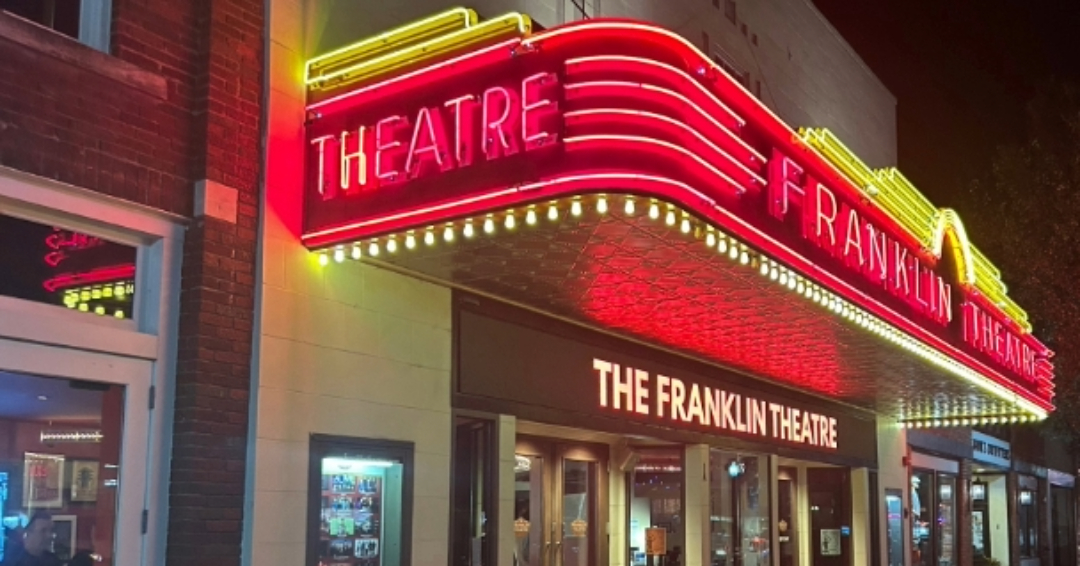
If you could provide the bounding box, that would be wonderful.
[375,115,409,185]
[405,106,451,179]
[767,149,804,220]
[936,278,952,323]
[310,134,335,198]
[481,86,521,160]
[804,183,838,248]
[840,205,864,267]
[521,72,561,149]
[444,94,478,167]
[888,241,910,297]
[339,127,367,192]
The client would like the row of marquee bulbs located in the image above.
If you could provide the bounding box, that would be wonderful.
[315,194,1046,423]
[899,415,1038,429]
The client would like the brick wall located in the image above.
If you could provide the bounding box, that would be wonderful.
[0,1,263,565]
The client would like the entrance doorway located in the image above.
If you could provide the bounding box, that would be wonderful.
[514,437,607,566]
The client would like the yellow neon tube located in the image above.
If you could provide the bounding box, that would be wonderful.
[307,12,531,89]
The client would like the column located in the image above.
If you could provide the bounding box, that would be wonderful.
[958,459,973,566]
[851,468,871,566]
[609,462,628,566]
[683,445,711,566]
[497,415,517,566]
[797,466,811,564]
[875,419,909,566]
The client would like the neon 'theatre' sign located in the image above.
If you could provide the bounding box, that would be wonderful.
[300,10,1053,414]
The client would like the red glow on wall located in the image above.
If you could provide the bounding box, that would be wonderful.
[300,18,1053,406]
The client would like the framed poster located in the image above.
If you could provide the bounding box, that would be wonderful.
[308,435,413,566]
[51,515,77,561]
[820,529,841,556]
[70,461,99,502]
[23,453,64,508]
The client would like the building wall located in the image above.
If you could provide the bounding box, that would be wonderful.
[249,2,454,565]
[304,0,897,167]
[0,1,262,564]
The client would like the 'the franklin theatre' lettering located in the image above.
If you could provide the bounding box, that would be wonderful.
[962,301,1039,383]
[310,72,563,198]
[766,150,952,326]
[593,358,839,449]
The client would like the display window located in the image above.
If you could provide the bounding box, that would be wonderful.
[1016,476,1038,559]
[709,452,770,566]
[627,450,683,566]
[307,436,413,566]
[911,469,956,566]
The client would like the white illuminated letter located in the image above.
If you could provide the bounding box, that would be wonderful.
[405,107,446,177]
[375,115,406,182]
[634,369,650,415]
[656,375,671,418]
[815,184,838,247]
[593,359,611,408]
[339,127,367,191]
[521,72,559,147]
[310,134,334,196]
[481,86,519,159]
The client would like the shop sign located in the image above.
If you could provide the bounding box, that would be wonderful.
[594,358,838,449]
[971,431,1011,468]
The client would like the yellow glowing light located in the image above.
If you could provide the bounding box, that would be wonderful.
[424,230,436,246]
[387,238,398,253]
[649,203,660,220]
[505,212,516,230]
[680,218,691,234]
[739,251,749,265]
[352,244,363,259]
[318,253,329,266]
[94,306,105,316]
[406,233,416,249]
[114,310,124,319]
[728,244,739,260]
[718,239,728,254]
[484,217,495,234]
[759,262,769,277]
[571,201,583,217]
[102,287,113,298]
[625,198,636,215]
[115,285,125,298]
[548,204,559,221]
[597,196,609,214]
[307,9,531,90]
[368,242,380,257]
[443,226,455,242]
[464,222,475,238]
[526,208,538,225]
[706,232,716,247]
[334,248,345,263]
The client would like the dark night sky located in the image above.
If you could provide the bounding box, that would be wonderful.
[811,0,1080,209]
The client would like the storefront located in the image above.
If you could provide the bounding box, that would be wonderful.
[970,431,1013,565]
[252,7,1059,566]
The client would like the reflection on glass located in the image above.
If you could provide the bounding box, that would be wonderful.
[628,450,683,566]
[710,452,770,566]
[0,371,124,565]
[0,214,138,320]
[1017,478,1038,558]
[937,475,956,566]
[885,490,904,566]
[562,459,592,566]
[514,455,544,566]
[911,471,932,566]
[777,467,797,566]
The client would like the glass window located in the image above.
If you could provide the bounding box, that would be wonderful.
[885,489,904,566]
[0,0,80,39]
[1017,479,1038,558]
[0,214,138,320]
[710,451,770,566]
[628,450,683,566]
[937,475,956,566]
[308,436,413,566]
[911,470,933,566]
[451,418,495,566]
[0,370,124,565]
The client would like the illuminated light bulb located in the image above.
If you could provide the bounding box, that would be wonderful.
[649,203,660,220]
[81,290,90,301]
[94,306,105,316]
[769,268,778,281]
[115,285,125,298]
[405,233,416,249]
[759,262,770,276]
[665,210,676,226]
[505,212,517,230]
[739,251,749,265]
[443,226,455,242]
[114,310,124,319]
[728,245,739,260]
[571,201,583,217]
[718,239,728,254]
[597,196,608,214]
[464,222,475,239]
[625,198,636,215]
[318,253,329,266]
[387,238,398,253]
[103,287,113,298]
[424,230,436,246]
[681,218,692,234]
[333,248,345,263]
[352,244,362,259]
[813,291,822,303]
[78,303,88,312]
[483,217,495,234]
[796,281,805,294]
[548,204,559,221]
[91,288,101,299]
[706,232,717,247]
[526,208,538,225]
[368,242,380,257]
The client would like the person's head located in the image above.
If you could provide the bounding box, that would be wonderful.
[23,511,53,556]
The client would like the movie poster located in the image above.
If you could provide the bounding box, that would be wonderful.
[319,462,383,566]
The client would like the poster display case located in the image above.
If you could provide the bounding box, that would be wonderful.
[308,436,413,566]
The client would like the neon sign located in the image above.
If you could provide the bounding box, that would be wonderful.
[594,358,838,449]
[309,73,562,199]
[301,12,1053,408]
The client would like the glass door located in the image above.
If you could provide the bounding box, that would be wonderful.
[514,437,604,566]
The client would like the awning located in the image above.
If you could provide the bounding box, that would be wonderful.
[299,9,1054,425]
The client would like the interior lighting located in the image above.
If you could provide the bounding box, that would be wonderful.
[40,430,103,443]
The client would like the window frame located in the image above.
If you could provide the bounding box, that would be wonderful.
[0,164,184,566]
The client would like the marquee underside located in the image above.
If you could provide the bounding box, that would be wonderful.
[358,196,1042,426]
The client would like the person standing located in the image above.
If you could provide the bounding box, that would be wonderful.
[2,512,61,566]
